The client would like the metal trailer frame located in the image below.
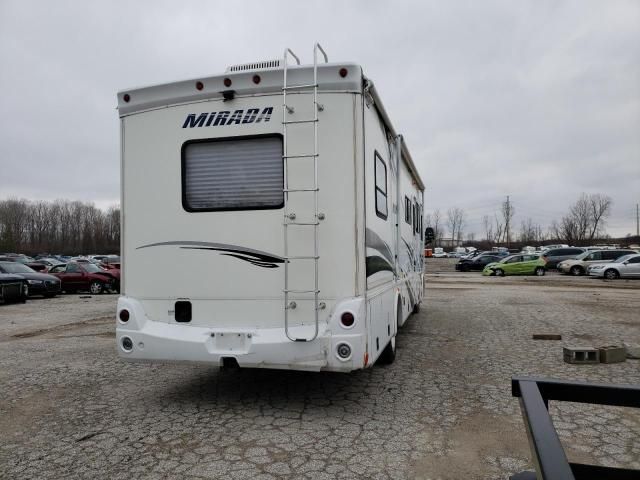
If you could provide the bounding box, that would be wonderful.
[510,376,640,480]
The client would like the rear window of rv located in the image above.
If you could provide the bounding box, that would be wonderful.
[182,135,284,211]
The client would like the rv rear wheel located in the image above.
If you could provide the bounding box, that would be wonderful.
[412,302,421,314]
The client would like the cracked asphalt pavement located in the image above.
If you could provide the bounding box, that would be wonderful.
[1,259,639,479]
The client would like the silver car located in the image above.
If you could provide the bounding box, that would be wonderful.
[557,249,637,275]
[588,253,640,279]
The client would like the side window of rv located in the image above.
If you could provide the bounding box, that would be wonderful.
[413,201,418,234]
[374,152,388,220]
[182,135,284,211]
[404,196,411,224]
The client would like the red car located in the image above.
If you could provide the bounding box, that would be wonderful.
[48,262,120,294]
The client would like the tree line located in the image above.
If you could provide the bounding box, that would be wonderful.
[425,193,614,247]
[0,198,120,255]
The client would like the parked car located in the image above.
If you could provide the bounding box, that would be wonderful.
[455,253,505,271]
[0,255,48,272]
[557,249,638,276]
[432,248,447,258]
[541,247,585,269]
[36,257,64,268]
[447,251,464,258]
[0,262,61,297]
[48,262,120,294]
[588,253,640,279]
[0,273,28,304]
[482,254,547,276]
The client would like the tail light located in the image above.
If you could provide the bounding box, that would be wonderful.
[119,309,130,322]
[340,312,355,328]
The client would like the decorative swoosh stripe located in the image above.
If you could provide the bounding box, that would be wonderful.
[365,228,396,277]
[366,255,394,277]
[136,241,284,269]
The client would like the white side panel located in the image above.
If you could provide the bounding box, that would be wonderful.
[122,93,357,329]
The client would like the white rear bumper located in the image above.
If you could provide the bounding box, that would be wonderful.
[116,296,367,372]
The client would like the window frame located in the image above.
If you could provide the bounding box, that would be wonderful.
[404,196,411,224]
[181,133,285,213]
[374,151,388,220]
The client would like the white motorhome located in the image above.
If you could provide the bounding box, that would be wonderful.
[116,45,425,372]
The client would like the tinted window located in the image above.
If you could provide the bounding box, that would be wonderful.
[404,196,411,224]
[66,264,81,273]
[374,152,388,220]
[587,251,603,261]
[566,248,584,255]
[628,256,640,264]
[182,135,284,211]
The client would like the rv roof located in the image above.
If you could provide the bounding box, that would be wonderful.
[117,61,424,191]
[117,62,362,117]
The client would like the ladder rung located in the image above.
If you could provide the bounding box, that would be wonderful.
[283,119,317,125]
[285,256,319,260]
[284,188,318,193]
[283,83,318,90]
[283,154,318,159]
[284,222,319,226]
[284,289,320,294]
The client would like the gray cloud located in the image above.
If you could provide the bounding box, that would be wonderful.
[1,0,638,236]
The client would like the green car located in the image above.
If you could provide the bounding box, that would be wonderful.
[482,254,547,276]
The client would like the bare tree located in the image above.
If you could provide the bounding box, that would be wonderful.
[494,214,504,244]
[0,198,120,254]
[447,207,465,246]
[587,194,612,240]
[482,215,494,244]
[552,193,613,244]
[519,218,543,244]
[425,209,443,246]
[501,197,515,245]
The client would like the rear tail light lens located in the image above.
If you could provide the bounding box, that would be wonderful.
[224,77,232,87]
[196,81,204,90]
[119,309,130,322]
[339,68,348,78]
[340,312,355,328]
[252,74,261,84]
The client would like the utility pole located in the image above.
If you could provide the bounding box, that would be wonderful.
[506,195,511,247]
[636,203,639,238]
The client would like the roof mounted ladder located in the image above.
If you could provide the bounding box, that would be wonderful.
[282,43,328,342]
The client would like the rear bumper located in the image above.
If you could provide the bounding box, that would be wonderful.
[115,296,367,372]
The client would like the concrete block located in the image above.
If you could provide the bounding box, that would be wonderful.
[624,343,640,359]
[563,346,599,364]
[598,346,626,364]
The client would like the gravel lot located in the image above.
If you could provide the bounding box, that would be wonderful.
[1,262,639,479]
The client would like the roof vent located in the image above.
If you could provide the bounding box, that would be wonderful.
[226,59,281,72]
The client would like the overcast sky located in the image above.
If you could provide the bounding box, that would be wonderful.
[1,0,639,238]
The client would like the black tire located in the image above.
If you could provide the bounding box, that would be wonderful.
[460,264,470,272]
[379,300,401,365]
[495,268,505,277]
[412,302,421,314]
[43,293,56,298]
[378,336,396,365]
[604,269,619,280]
[89,281,104,294]
[570,266,583,276]
[535,267,545,276]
